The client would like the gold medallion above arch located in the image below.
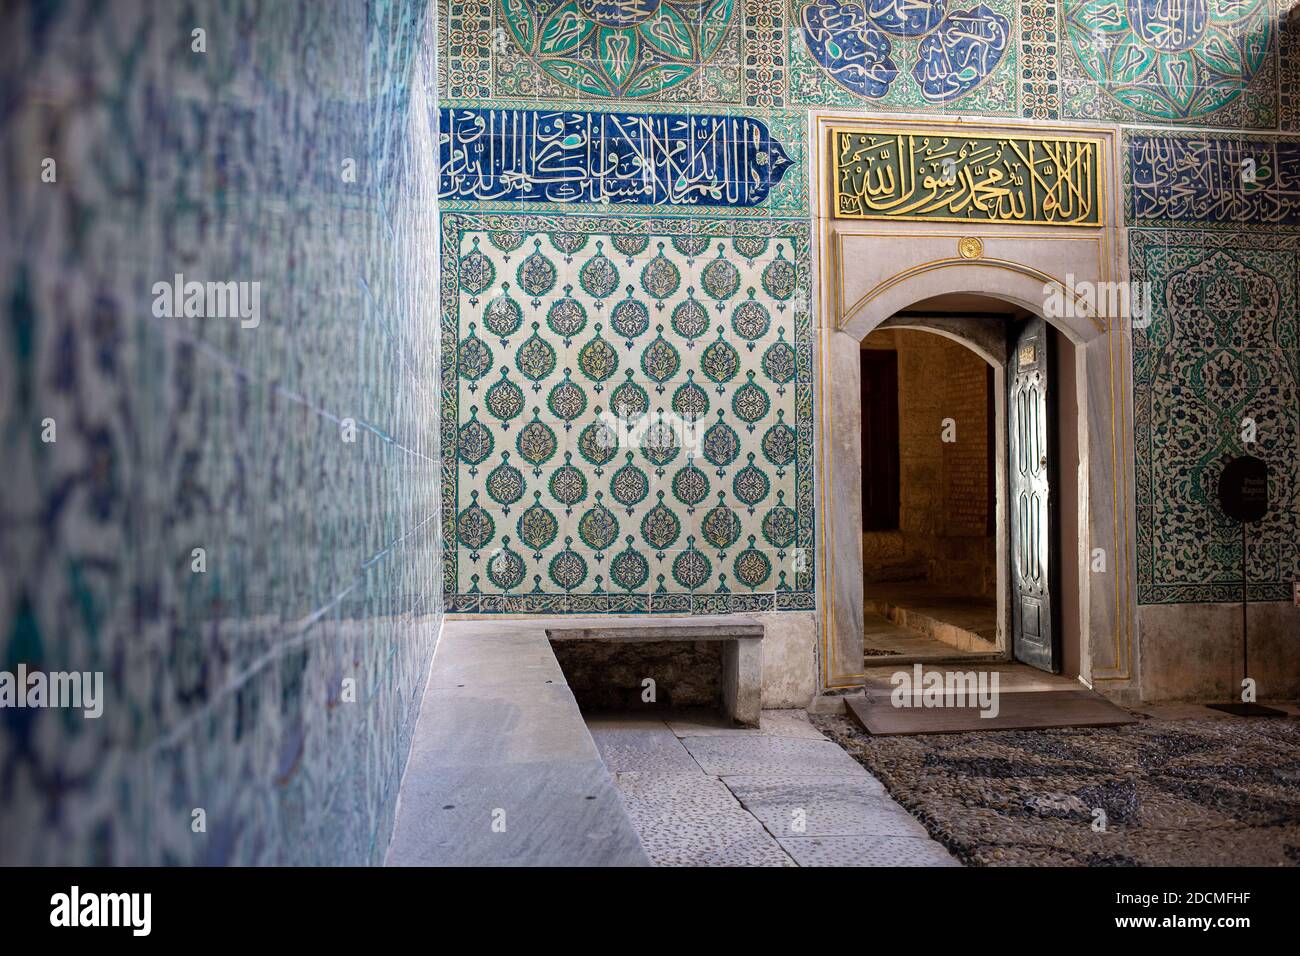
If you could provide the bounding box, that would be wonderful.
[809,113,1140,701]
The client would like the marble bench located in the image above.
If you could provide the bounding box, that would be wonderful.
[384,621,650,867]
[546,618,764,727]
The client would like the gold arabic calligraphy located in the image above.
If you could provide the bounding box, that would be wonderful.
[833,129,1102,226]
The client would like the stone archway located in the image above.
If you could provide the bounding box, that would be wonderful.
[810,113,1139,700]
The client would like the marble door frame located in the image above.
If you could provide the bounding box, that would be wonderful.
[809,113,1140,700]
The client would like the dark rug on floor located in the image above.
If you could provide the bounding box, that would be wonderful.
[813,714,1300,866]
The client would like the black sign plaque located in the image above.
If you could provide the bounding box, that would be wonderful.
[1218,455,1269,523]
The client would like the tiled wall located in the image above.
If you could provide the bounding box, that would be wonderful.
[1128,132,1300,605]
[444,214,814,612]
[441,1,1300,615]
[0,1,441,864]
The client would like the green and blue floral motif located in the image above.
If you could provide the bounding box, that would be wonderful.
[672,537,714,589]
[611,535,653,590]
[641,491,683,552]
[518,491,561,556]
[1064,0,1273,121]
[641,413,682,472]
[549,451,590,513]
[458,491,497,553]
[1130,229,1300,604]
[517,408,560,474]
[550,538,590,590]
[500,0,736,98]
[611,451,652,512]
[546,286,588,344]
[579,492,622,552]
[459,407,496,472]
[672,372,711,421]
[671,291,710,343]
[487,453,527,511]
[446,216,813,613]
[484,288,525,339]
[672,459,712,511]
[486,367,526,423]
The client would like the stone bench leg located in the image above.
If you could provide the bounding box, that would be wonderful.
[722,637,762,728]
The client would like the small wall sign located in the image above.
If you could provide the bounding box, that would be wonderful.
[1218,455,1269,523]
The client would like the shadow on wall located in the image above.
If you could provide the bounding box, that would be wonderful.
[0,0,441,865]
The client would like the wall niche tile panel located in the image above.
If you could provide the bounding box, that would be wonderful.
[1129,228,1300,604]
[442,213,815,613]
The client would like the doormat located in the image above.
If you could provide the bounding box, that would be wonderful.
[846,689,1137,735]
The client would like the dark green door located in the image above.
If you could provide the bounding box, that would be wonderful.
[1008,316,1059,673]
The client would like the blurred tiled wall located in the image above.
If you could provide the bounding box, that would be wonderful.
[0,0,441,864]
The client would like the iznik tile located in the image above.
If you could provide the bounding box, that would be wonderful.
[443,213,815,614]
[1129,229,1300,605]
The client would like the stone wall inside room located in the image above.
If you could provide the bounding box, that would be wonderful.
[862,330,995,597]
[0,0,442,864]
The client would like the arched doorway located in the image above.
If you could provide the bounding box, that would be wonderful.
[856,297,1086,683]
[809,114,1139,700]
[817,252,1120,692]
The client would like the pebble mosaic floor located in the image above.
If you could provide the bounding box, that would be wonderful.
[589,711,960,866]
[814,709,1300,866]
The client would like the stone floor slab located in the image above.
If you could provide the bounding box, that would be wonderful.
[591,726,701,773]
[613,770,740,812]
[680,734,867,777]
[778,834,961,867]
[666,709,827,740]
[721,775,933,838]
[613,772,795,867]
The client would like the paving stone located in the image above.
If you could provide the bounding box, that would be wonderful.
[680,734,868,776]
[613,772,796,867]
[666,709,828,740]
[591,726,701,773]
[722,775,932,838]
[778,835,962,867]
[614,771,740,812]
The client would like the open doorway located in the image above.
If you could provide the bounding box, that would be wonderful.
[855,293,1083,679]
[860,324,1000,663]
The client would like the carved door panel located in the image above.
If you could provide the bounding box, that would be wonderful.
[1008,317,1058,673]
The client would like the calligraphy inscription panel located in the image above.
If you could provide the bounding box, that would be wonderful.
[1129,134,1300,227]
[440,107,794,208]
[832,128,1104,226]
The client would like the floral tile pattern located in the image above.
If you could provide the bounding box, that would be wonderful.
[1129,228,1300,603]
[1060,0,1282,127]
[442,213,815,613]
